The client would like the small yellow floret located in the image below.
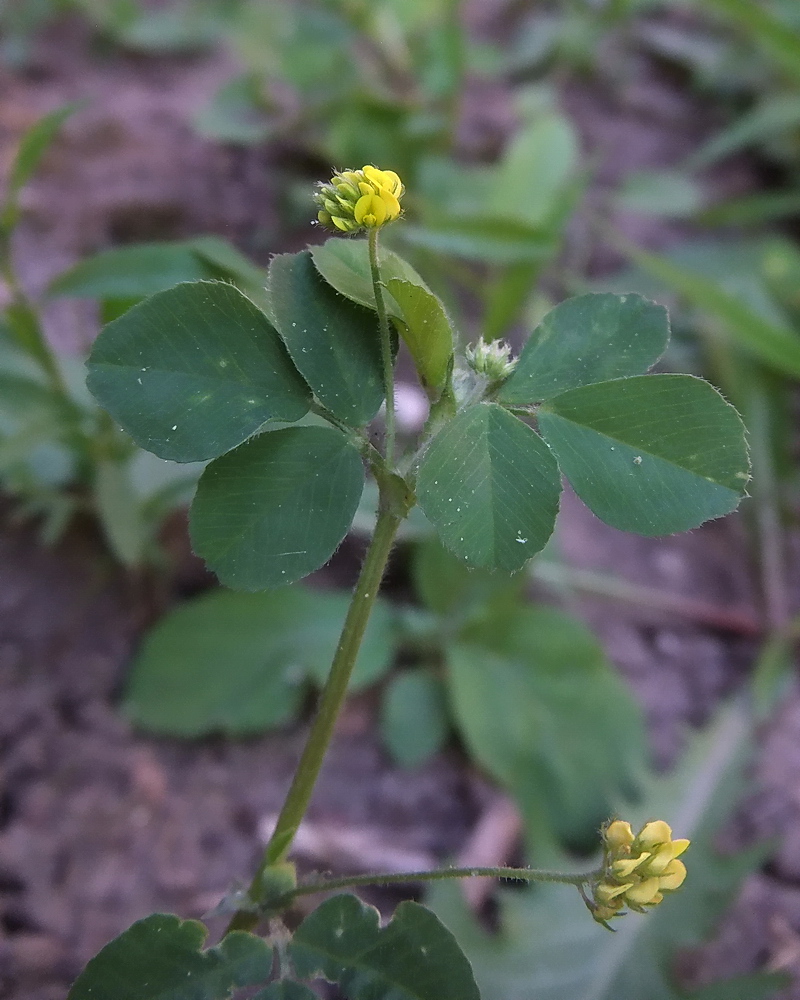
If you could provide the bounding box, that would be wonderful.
[313,165,404,233]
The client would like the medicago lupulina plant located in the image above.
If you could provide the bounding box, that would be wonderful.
[68,166,749,998]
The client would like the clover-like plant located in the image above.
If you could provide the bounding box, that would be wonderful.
[69,166,750,999]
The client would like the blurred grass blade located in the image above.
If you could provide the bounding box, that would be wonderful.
[703,0,800,84]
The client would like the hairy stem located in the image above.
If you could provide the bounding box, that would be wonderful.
[369,228,396,467]
[285,864,603,902]
[226,499,402,933]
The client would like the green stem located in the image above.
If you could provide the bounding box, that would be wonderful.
[227,499,403,933]
[369,228,396,468]
[285,865,602,902]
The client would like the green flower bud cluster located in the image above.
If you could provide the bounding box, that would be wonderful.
[314,165,404,233]
[465,339,517,383]
[589,820,689,927]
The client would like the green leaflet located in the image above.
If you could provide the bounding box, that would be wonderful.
[538,374,750,535]
[189,425,364,590]
[87,280,310,462]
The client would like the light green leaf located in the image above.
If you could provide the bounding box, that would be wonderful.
[87,280,310,463]
[417,403,561,572]
[489,112,579,228]
[498,293,669,405]
[268,251,384,426]
[385,278,454,393]
[703,0,800,85]
[411,536,524,618]
[94,459,148,567]
[291,894,480,1000]
[190,426,364,591]
[8,103,77,201]
[67,913,272,1000]
[538,374,749,535]
[429,693,774,1000]
[382,670,450,768]
[615,170,704,217]
[621,239,800,378]
[310,237,428,320]
[450,604,646,843]
[125,585,395,736]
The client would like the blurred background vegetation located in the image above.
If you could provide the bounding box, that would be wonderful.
[3,1,800,998]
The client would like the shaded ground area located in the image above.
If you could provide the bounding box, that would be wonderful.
[2,6,800,999]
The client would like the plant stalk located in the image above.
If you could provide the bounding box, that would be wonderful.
[227,499,402,933]
[283,864,603,903]
[369,228,396,467]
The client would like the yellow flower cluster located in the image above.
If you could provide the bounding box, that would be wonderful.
[591,820,689,926]
[314,166,404,233]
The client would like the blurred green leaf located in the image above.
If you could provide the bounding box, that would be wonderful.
[616,170,704,217]
[450,604,646,844]
[190,426,364,590]
[94,458,148,567]
[689,94,800,170]
[703,0,800,85]
[417,403,562,572]
[411,536,524,619]
[67,914,272,1000]
[268,251,384,426]
[194,73,272,144]
[291,895,480,1000]
[401,217,556,265]
[126,584,395,736]
[87,281,310,463]
[490,112,579,228]
[499,293,669,405]
[539,374,749,535]
[6,103,77,205]
[619,240,800,378]
[382,670,450,768]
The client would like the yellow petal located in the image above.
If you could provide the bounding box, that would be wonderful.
[658,859,687,891]
[625,878,662,905]
[643,845,675,875]
[605,821,635,850]
[612,853,651,878]
[638,821,672,848]
[379,190,401,220]
[383,169,403,195]
[354,194,385,226]
[671,839,690,859]
[595,881,632,904]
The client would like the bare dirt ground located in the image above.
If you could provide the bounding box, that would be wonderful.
[2,6,800,999]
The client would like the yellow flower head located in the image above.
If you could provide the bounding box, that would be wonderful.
[588,819,690,928]
[314,166,404,233]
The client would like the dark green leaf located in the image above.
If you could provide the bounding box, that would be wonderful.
[253,984,319,1000]
[67,913,272,1000]
[450,605,646,842]
[8,103,77,200]
[268,251,384,426]
[310,237,428,320]
[538,374,749,535]
[190,426,364,591]
[291,894,480,1000]
[498,293,669,405]
[386,279,454,393]
[87,280,310,463]
[417,403,561,571]
[382,670,450,768]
